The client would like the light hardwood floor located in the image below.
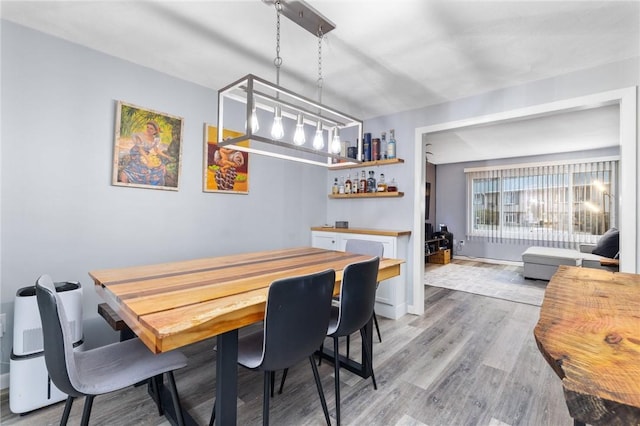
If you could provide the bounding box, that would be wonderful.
[1,261,572,425]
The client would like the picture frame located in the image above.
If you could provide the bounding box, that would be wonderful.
[112,101,183,191]
[203,124,249,194]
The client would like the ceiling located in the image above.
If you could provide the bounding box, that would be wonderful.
[426,104,620,164]
[2,0,639,121]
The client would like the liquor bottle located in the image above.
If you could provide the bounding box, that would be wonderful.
[338,176,345,194]
[381,132,387,160]
[387,177,398,192]
[377,173,387,192]
[367,170,376,193]
[387,129,396,159]
[332,177,339,194]
[359,170,367,193]
[363,133,372,162]
[345,174,352,194]
[372,138,380,161]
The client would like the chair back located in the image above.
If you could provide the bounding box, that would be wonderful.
[260,269,336,371]
[35,275,82,397]
[345,239,384,258]
[331,256,380,337]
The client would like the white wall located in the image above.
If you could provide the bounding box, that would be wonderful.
[0,21,328,376]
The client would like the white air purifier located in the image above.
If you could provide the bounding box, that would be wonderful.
[9,281,84,414]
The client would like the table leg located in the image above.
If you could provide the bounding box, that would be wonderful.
[317,317,374,378]
[216,329,239,425]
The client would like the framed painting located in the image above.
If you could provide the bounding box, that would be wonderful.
[112,101,183,190]
[203,124,249,194]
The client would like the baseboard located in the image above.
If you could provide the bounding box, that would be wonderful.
[1,372,9,390]
[452,255,523,267]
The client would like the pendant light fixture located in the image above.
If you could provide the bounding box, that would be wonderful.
[216,0,363,167]
[293,113,306,145]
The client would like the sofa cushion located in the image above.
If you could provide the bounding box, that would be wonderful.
[592,227,619,259]
[521,247,582,267]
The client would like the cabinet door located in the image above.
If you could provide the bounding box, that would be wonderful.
[311,232,338,250]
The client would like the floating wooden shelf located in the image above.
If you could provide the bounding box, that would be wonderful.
[328,192,404,199]
[329,158,404,170]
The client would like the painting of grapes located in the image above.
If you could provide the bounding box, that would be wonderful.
[204,124,249,194]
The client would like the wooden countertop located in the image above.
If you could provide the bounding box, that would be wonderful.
[311,226,411,237]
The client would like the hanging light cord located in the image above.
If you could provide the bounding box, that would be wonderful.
[317,26,323,104]
[274,1,283,87]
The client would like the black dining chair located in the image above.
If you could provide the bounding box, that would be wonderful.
[35,274,188,426]
[344,239,384,348]
[210,269,336,426]
[325,256,380,425]
[279,256,380,425]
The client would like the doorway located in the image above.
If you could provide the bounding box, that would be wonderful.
[409,87,637,315]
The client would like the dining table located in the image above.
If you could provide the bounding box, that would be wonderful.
[89,246,404,425]
[534,265,640,426]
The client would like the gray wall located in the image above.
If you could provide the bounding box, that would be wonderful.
[0,21,327,374]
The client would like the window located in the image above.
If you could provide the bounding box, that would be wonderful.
[465,158,618,247]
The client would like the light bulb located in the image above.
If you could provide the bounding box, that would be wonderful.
[313,121,324,150]
[250,102,259,133]
[271,106,284,140]
[293,113,306,146]
[330,127,341,154]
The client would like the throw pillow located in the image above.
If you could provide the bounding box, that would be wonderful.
[592,227,619,259]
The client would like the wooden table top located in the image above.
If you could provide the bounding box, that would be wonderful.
[311,226,412,237]
[90,247,403,354]
[534,265,640,425]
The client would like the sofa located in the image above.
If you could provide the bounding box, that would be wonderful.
[522,227,619,281]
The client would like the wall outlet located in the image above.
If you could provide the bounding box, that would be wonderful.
[0,313,6,338]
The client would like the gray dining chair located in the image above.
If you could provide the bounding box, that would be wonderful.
[35,274,188,426]
[210,269,336,426]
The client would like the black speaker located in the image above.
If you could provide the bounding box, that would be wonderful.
[425,223,434,240]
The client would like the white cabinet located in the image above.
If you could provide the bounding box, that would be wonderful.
[311,233,338,250]
[311,229,408,319]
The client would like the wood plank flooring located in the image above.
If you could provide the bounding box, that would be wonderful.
[0,261,572,425]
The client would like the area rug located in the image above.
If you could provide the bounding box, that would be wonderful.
[425,261,546,306]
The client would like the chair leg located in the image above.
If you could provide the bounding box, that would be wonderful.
[309,355,331,426]
[263,371,271,425]
[80,395,94,426]
[209,398,216,426]
[373,311,382,343]
[60,395,74,426]
[333,336,341,426]
[278,368,289,395]
[359,328,377,390]
[166,371,185,426]
[270,371,276,398]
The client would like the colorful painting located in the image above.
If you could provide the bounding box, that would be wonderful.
[112,101,183,190]
[203,124,249,194]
